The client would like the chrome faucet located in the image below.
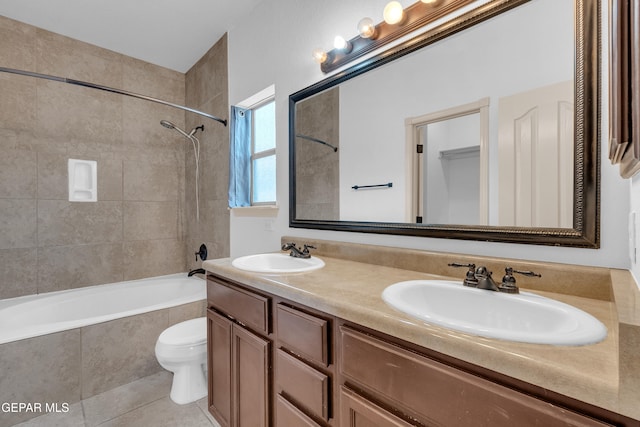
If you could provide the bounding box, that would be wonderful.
[448,263,541,294]
[281,242,316,259]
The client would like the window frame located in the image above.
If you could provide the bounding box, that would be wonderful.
[249,97,276,206]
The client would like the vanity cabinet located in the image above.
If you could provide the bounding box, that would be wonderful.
[338,325,613,427]
[206,272,630,427]
[207,276,272,427]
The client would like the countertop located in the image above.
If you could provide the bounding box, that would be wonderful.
[203,254,639,420]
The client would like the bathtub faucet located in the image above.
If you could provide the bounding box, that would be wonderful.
[187,268,206,277]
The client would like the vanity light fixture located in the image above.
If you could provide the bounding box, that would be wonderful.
[314,0,474,73]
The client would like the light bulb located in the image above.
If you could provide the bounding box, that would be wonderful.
[333,36,353,53]
[357,17,376,39]
[383,1,404,25]
[421,0,438,3]
[334,36,348,50]
[312,48,328,64]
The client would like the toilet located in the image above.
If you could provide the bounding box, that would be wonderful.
[155,317,208,404]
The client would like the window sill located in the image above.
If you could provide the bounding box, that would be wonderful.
[230,205,279,217]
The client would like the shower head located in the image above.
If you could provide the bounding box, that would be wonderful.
[160,120,204,139]
[159,120,190,139]
[160,120,175,129]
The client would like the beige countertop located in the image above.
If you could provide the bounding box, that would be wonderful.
[203,253,639,421]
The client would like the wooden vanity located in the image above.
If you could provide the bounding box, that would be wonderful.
[203,239,640,426]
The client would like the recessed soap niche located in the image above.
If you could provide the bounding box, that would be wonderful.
[68,159,97,202]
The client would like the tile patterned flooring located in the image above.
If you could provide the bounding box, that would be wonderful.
[12,372,220,427]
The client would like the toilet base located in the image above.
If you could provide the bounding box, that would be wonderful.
[169,363,207,405]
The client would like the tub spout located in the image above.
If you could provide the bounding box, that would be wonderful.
[187,268,206,277]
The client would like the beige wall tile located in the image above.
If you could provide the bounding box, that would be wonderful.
[123,201,178,241]
[0,150,37,198]
[123,158,180,202]
[123,239,185,280]
[36,81,123,146]
[35,29,123,88]
[122,57,185,103]
[168,300,206,325]
[81,309,168,398]
[37,243,123,293]
[37,200,123,246]
[0,248,38,299]
[0,16,36,70]
[0,199,37,249]
[0,74,37,131]
[0,330,82,427]
[121,97,186,151]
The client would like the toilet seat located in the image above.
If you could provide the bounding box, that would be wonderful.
[157,317,206,347]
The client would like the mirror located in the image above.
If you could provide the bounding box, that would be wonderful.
[289,0,600,247]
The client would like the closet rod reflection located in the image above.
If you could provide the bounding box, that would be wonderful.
[0,66,227,126]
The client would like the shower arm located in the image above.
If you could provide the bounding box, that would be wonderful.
[0,66,227,127]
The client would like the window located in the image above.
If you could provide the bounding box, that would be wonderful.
[250,100,276,205]
[228,85,277,208]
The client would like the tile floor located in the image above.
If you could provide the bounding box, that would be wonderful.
[12,372,220,427]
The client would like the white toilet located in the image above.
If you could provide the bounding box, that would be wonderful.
[155,317,208,404]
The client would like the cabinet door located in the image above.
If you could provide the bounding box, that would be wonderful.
[207,310,232,427]
[340,387,413,427]
[232,324,271,427]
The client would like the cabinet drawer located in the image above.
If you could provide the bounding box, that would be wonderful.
[340,386,413,427]
[340,327,610,427]
[277,304,329,366]
[207,278,270,335]
[276,394,322,427]
[276,349,330,421]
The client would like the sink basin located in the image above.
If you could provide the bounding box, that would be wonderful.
[231,253,325,274]
[382,280,607,345]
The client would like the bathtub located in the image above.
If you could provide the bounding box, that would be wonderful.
[0,273,206,345]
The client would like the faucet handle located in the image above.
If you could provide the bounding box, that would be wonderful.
[302,244,316,255]
[499,267,541,294]
[281,242,296,251]
[448,262,478,287]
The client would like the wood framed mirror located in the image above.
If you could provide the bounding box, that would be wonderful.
[289,0,600,248]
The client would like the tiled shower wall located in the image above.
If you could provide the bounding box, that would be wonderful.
[0,16,197,299]
[185,35,230,270]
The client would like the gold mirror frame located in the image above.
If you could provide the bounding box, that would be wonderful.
[289,0,600,248]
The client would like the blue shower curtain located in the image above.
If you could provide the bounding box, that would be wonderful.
[228,106,252,207]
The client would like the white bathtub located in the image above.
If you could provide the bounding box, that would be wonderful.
[0,273,206,344]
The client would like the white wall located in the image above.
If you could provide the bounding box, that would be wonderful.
[228,0,631,272]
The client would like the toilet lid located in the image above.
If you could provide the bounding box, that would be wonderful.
[158,317,206,346]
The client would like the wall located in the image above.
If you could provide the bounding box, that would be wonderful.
[184,35,231,270]
[228,0,630,271]
[0,16,187,299]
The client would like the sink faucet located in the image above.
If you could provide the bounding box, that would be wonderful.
[449,263,540,294]
[281,242,316,259]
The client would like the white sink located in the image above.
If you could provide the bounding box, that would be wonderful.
[231,253,325,274]
[382,280,607,346]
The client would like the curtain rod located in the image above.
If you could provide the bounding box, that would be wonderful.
[0,66,227,127]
